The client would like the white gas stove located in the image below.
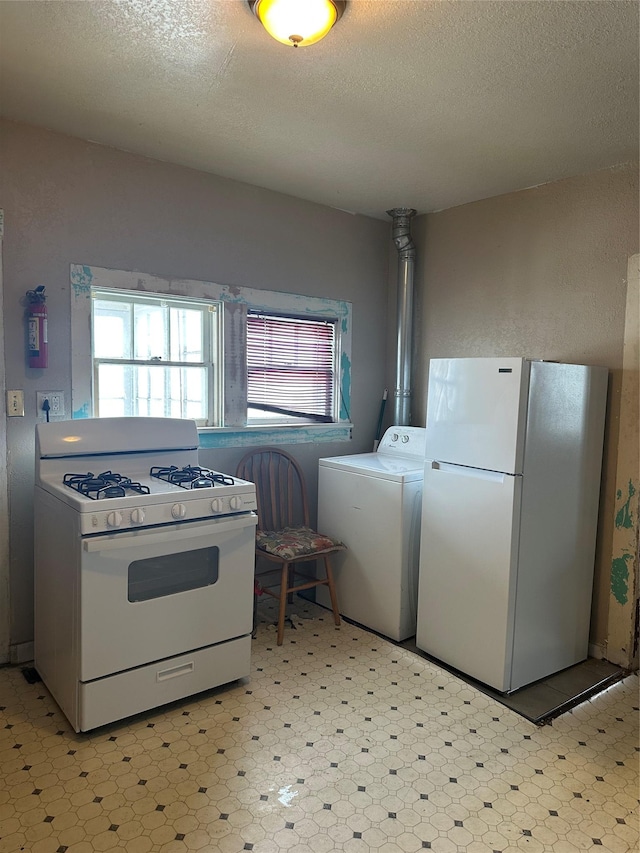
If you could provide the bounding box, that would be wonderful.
[36,417,256,534]
[34,417,257,732]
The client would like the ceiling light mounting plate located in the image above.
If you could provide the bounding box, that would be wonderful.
[248,0,346,48]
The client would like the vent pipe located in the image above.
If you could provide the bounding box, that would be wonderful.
[387,207,417,426]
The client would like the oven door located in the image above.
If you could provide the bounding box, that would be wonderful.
[79,513,257,682]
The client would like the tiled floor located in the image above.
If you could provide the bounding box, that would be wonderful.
[1,597,638,853]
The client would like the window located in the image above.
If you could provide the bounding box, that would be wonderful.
[72,264,352,447]
[247,312,338,423]
[91,290,221,425]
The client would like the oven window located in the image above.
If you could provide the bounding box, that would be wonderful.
[128,547,219,602]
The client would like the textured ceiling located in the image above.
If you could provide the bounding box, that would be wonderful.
[1,0,638,219]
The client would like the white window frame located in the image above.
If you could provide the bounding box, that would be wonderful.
[91,288,222,426]
[70,264,353,448]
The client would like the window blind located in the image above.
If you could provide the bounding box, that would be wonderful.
[247,312,336,422]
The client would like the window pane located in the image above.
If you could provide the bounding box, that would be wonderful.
[134,302,166,360]
[93,300,132,359]
[183,367,208,419]
[96,363,207,420]
[156,364,207,419]
[96,364,128,416]
[170,307,204,362]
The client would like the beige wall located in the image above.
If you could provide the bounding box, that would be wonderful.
[406,164,639,649]
[0,119,390,651]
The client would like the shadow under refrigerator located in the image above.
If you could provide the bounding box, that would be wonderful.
[416,357,608,693]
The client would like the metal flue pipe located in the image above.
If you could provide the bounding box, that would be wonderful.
[387,207,417,426]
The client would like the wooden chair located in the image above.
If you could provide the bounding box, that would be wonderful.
[236,447,344,645]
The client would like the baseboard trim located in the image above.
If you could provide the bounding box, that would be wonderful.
[9,641,34,665]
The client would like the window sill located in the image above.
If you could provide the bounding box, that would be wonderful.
[198,423,353,449]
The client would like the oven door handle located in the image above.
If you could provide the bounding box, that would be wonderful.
[82,512,257,552]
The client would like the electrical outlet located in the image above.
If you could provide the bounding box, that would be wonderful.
[7,391,24,417]
[37,391,66,420]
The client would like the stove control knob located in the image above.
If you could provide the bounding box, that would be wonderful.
[229,496,243,511]
[171,503,187,519]
[131,508,146,525]
[107,511,123,528]
[211,498,223,513]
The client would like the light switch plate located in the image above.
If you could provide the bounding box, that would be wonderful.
[7,390,24,417]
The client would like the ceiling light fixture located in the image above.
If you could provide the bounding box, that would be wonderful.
[249,0,346,48]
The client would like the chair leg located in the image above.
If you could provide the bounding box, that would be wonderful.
[287,565,295,604]
[277,562,290,646]
[323,555,341,626]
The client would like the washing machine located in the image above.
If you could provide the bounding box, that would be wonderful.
[316,426,426,641]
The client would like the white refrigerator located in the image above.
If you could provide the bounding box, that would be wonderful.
[416,357,608,693]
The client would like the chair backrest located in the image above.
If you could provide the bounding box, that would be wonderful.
[236,447,310,532]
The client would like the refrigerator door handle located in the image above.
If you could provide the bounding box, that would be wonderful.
[431,461,508,483]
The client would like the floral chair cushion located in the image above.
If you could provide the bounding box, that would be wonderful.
[256,526,344,560]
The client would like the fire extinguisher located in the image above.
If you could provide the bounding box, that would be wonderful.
[26,285,48,368]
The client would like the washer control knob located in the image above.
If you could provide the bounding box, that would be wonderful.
[229,496,243,510]
[401,434,409,443]
[211,498,223,513]
[171,503,187,519]
[131,508,146,525]
[107,511,123,528]
[392,433,399,441]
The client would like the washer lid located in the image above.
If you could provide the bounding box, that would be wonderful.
[318,452,424,482]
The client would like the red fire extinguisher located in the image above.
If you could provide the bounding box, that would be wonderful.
[26,285,48,368]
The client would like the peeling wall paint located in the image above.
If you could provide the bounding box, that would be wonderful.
[72,403,91,420]
[340,352,352,421]
[615,480,636,530]
[199,425,352,449]
[606,253,639,668]
[70,264,94,298]
[611,553,631,606]
[611,479,638,606]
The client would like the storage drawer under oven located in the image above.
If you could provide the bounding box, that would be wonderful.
[78,635,251,732]
[79,513,257,682]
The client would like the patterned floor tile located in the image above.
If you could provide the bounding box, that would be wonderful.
[0,597,637,853]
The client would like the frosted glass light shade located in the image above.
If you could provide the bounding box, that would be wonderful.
[249,0,346,47]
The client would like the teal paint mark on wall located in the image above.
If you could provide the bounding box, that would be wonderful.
[611,552,631,605]
[217,287,247,305]
[615,480,637,529]
[340,352,351,421]
[72,403,90,419]
[199,425,351,449]
[70,264,94,299]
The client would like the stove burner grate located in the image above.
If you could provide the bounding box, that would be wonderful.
[63,471,151,500]
[150,465,235,489]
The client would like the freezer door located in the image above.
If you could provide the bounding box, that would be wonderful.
[425,357,530,474]
[416,461,522,692]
